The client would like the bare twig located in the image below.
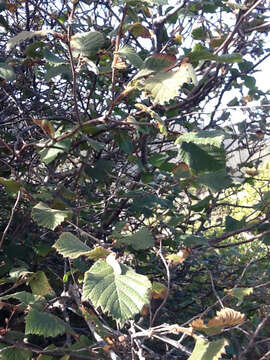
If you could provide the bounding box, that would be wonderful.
[0,190,21,249]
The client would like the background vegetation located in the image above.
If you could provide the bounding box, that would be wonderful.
[0,0,270,359]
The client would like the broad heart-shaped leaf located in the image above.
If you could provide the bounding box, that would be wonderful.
[143,63,197,105]
[32,202,70,230]
[0,347,31,360]
[29,271,52,296]
[53,232,91,259]
[176,130,226,174]
[6,30,53,51]
[133,53,177,81]
[197,169,232,192]
[82,259,151,326]
[70,31,105,57]
[188,338,228,360]
[120,227,155,250]
[0,62,15,81]
[25,309,69,337]
[118,45,143,68]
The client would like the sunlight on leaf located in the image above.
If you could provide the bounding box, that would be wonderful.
[32,202,70,230]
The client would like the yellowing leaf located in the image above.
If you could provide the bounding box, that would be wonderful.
[151,282,167,299]
[190,307,245,335]
[129,23,151,38]
[29,271,52,296]
[33,118,55,138]
[225,287,253,305]
[167,249,191,265]
[87,246,111,260]
[143,63,197,105]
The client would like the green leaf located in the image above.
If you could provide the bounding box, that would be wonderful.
[39,139,71,164]
[0,347,32,360]
[225,216,245,232]
[87,138,104,151]
[133,53,176,81]
[29,271,52,296]
[7,30,53,51]
[70,31,105,57]
[192,27,207,40]
[197,169,232,192]
[118,45,143,68]
[188,338,229,360]
[226,287,253,306]
[32,202,70,230]
[53,232,91,259]
[0,177,20,193]
[44,48,66,64]
[82,259,151,326]
[189,44,242,63]
[114,131,133,153]
[0,291,38,306]
[176,130,226,174]
[0,62,15,81]
[25,309,68,337]
[118,227,155,250]
[143,63,197,105]
[178,234,207,246]
[44,64,72,82]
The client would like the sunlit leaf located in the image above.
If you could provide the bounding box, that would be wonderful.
[7,30,53,51]
[118,45,143,68]
[53,232,91,259]
[32,202,70,230]
[82,259,151,326]
[129,22,151,38]
[188,338,229,360]
[29,271,52,296]
[70,31,105,57]
[225,287,253,306]
[190,307,245,335]
[143,63,197,105]
[0,62,15,81]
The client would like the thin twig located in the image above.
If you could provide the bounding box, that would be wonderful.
[0,190,21,249]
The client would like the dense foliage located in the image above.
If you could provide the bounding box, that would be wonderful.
[1,0,270,359]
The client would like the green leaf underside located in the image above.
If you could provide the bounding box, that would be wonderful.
[133,55,176,81]
[7,30,53,51]
[143,63,197,105]
[188,338,229,360]
[118,227,155,250]
[0,62,15,81]
[53,232,91,259]
[25,309,68,337]
[70,31,105,57]
[32,202,70,230]
[82,259,151,325]
[118,45,143,68]
[39,139,71,164]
